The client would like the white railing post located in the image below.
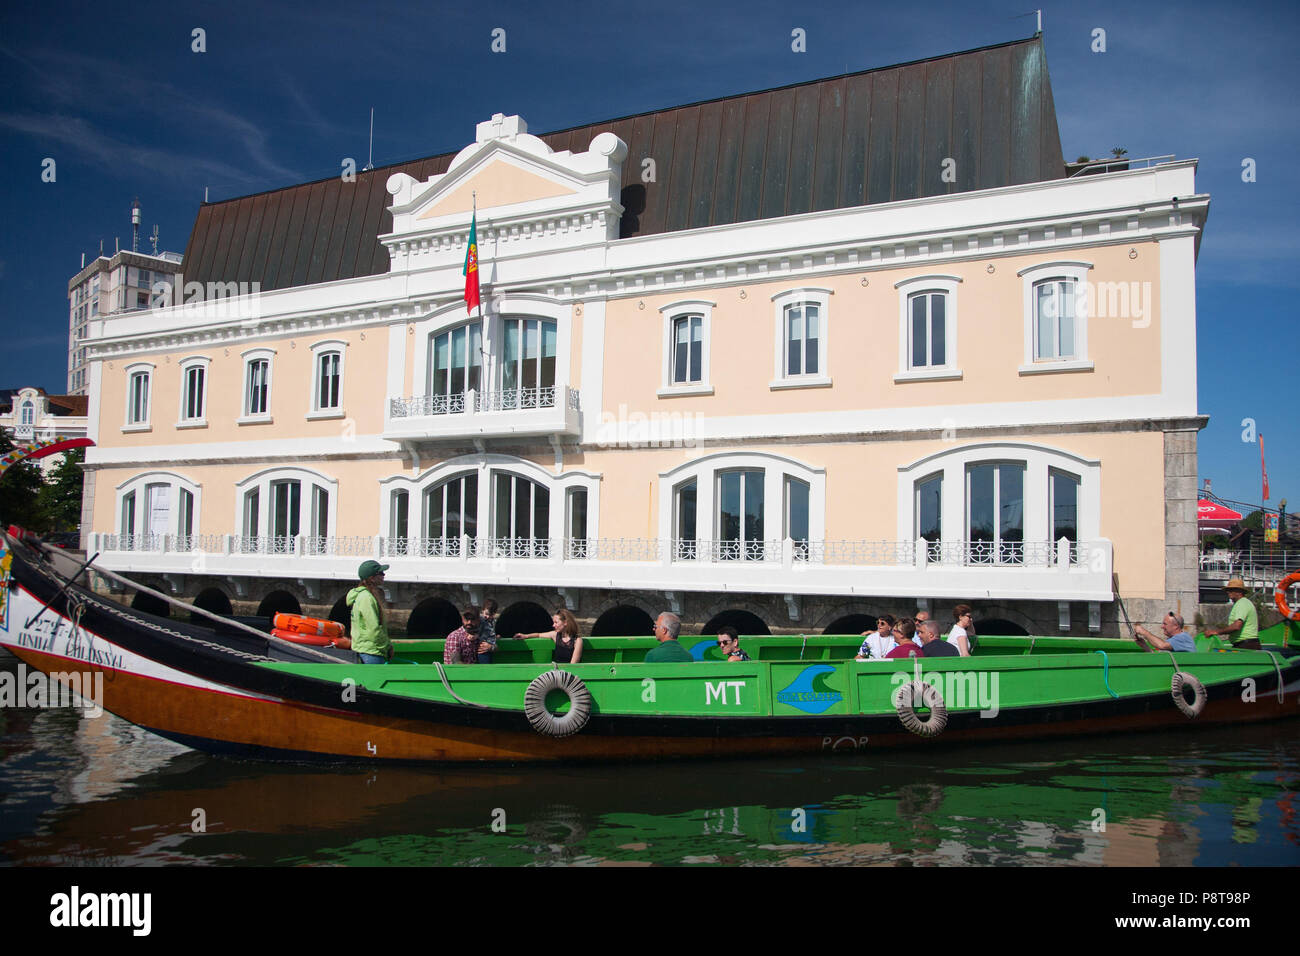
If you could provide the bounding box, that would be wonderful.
[466,387,478,415]
[460,533,471,563]
[915,537,928,570]
[1057,536,1071,571]
[223,535,232,556]
[783,536,794,571]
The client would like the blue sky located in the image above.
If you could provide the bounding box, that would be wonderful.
[1,0,1296,511]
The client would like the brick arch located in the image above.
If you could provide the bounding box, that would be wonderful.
[591,605,656,637]
[586,591,660,622]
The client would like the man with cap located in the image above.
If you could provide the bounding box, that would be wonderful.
[348,560,391,664]
[1205,579,1259,647]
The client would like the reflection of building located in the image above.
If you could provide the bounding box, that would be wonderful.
[0,387,88,475]
[67,248,183,395]
[79,36,1207,637]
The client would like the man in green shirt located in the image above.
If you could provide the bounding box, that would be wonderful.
[1206,578,1259,646]
[644,612,694,663]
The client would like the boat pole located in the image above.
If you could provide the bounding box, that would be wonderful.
[24,551,100,629]
[1112,573,1137,640]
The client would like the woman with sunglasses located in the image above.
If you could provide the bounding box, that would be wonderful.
[716,625,749,661]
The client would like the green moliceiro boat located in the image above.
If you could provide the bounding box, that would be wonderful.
[1,530,1297,764]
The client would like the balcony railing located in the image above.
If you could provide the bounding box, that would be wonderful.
[96,534,1098,568]
[90,533,1112,600]
[388,386,579,419]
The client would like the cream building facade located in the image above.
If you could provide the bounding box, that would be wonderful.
[79,39,1207,637]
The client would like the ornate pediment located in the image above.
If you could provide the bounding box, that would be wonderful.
[381,114,627,273]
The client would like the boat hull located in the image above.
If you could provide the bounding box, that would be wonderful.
[2,536,1297,765]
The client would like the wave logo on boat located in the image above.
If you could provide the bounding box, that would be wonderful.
[776,665,843,714]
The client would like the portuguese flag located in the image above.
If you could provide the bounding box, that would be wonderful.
[463,212,480,314]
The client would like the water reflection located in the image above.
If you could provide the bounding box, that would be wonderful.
[1,654,1296,866]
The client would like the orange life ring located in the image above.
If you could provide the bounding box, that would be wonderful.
[1275,571,1300,621]
[273,613,344,639]
[270,626,334,647]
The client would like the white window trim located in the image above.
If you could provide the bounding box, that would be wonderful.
[658,299,715,397]
[896,441,1100,546]
[114,471,202,537]
[770,288,833,390]
[308,339,348,419]
[658,451,825,553]
[1018,260,1094,374]
[238,347,276,425]
[894,274,963,383]
[379,453,601,547]
[176,355,211,429]
[234,466,337,540]
[122,361,155,433]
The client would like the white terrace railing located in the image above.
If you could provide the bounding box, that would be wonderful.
[388,386,579,419]
[95,534,1101,569]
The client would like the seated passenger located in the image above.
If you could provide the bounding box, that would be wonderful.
[516,609,584,664]
[444,607,491,665]
[919,620,960,658]
[1133,613,1197,653]
[645,612,693,662]
[856,614,896,660]
[477,599,499,664]
[716,625,750,661]
[885,619,921,658]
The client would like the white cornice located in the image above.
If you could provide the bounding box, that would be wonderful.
[81,165,1208,360]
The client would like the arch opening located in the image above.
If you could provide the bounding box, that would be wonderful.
[591,605,655,637]
[407,597,463,639]
[701,609,770,637]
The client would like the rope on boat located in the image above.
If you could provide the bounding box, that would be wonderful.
[432,662,489,709]
[523,669,592,737]
[1265,652,1286,705]
[1092,650,1119,699]
[799,634,808,660]
[23,539,340,665]
[1027,636,1036,656]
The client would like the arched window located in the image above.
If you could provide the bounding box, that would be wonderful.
[422,472,478,556]
[659,452,824,563]
[235,467,335,554]
[897,443,1099,567]
[114,472,202,551]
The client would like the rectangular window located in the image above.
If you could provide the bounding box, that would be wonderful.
[179,489,195,538]
[672,315,703,384]
[784,477,809,552]
[909,293,947,368]
[429,324,481,409]
[138,268,151,289]
[785,304,819,376]
[311,485,329,539]
[246,359,269,415]
[502,319,557,404]
[128,371,149,424]
[717,469,764,560]
[182,365,205,420]
[967,463,1024,564]
[916,473,943,560]
[675,479,697,560]
[1034,279,1077,361]
[566,487,588,557]
[145,483,170,538]
[390,489,409,552]
[121,491,136,536]
[242,489,260,551]
[270,480,301,541]
[316,352,341,410]
[1050,469,1080,562]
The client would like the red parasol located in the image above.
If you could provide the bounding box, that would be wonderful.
[1197,499,1243,531]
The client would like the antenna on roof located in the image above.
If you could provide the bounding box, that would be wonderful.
[364,107,375,171]
[150,225,160,256]
[131,197,141,253]
[1013,9,1042,34]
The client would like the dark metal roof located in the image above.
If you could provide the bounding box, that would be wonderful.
[182,35,1064,292]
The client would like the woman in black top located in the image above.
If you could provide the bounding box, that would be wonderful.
[515,609,584,664]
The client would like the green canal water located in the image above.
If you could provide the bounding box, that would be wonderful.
[0,655,1296,866]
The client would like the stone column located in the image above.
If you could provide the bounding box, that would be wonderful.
[1164,428,1200,616]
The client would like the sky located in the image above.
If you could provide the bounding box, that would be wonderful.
[0,0,1296,511]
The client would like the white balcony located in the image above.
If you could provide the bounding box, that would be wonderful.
[383,385,581,442]
[90,534,1113,602]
